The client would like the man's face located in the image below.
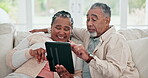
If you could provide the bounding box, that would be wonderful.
[86,8,110,37]
[51,17,72,42]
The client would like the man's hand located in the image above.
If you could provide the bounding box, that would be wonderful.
[55,64,74,78]
[29,48,46,63]
[70,41,89,61]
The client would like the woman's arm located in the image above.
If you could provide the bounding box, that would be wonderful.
[6,37,32,69]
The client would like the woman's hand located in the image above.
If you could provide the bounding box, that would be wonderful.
[29,48,46,63]
[55,64,74,78]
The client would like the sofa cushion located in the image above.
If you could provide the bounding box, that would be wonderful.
[128,37,148,78]
[0,34,13,77]
[118,29,148,40]
[0,8,11,24]
[0,23,15,35]
[14,31,32,47]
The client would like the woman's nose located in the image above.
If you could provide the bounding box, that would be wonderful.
[59,29,65,34]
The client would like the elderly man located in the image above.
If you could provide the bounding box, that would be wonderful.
[71,2,139,78]
[30,2,139,78]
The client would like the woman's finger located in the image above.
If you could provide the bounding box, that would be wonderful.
[41,49,46,62]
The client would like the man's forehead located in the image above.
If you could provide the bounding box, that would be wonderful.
[87,8,104,17]
[87,13,97,17]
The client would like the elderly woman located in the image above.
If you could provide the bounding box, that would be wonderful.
[5,11,82,78]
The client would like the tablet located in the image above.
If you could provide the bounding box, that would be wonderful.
[45,41,74,74]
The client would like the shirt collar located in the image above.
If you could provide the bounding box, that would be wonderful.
[89,25,116,42]
[100,26,116,42]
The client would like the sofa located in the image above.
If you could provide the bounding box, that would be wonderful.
[0,23,148,78]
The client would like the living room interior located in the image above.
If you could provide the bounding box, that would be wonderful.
[0,0,148,78]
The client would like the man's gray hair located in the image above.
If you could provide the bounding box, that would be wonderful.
[90,2,111,17]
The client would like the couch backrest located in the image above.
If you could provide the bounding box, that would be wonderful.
[118,29,148,40]
[127,37,148,78]
[118,29,148,78]
[14,31,32,47]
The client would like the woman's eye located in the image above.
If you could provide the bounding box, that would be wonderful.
[55,27,61,30]
[64,27,70,31]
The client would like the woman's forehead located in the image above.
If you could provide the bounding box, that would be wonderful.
[53,17,71,25]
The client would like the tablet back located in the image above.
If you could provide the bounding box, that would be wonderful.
[45,41,74,74]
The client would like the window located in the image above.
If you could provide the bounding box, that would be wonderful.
[128,0,146,28]
[0,0,19,24]
[33,0,69,29]
[81,0,120,28]
[1,0,147,31]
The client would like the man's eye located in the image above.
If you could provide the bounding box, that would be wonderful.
[92,18,97,21]
[87,18,90,22]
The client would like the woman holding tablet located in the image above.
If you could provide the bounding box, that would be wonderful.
[5,11,82,78]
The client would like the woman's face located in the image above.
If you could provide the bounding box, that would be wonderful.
[51,17,72,42]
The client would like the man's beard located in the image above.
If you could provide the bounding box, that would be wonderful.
[89,32,97,37]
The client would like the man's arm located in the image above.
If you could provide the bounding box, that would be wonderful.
[88,35,131,77]
[72,28,88,42]
[29,28,49,33]
[71,35,132,77]
[29,27,88,44]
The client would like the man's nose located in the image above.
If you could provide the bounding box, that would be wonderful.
[87,20,93,26]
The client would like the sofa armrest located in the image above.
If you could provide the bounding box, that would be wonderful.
[0,23,14,78]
